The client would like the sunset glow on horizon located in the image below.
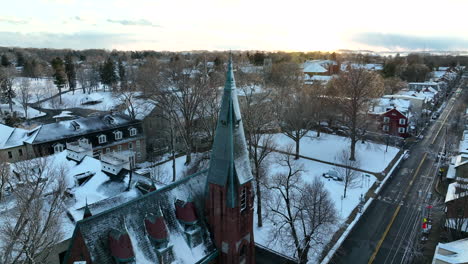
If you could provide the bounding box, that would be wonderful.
[1,0,468,51]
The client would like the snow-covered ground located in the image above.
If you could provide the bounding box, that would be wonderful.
[254,152,377,263]
[0,100,46,119]
[271,132,399,173]
[40,90,119,111]
[12,77,57,103]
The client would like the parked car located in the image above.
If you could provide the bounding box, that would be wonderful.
[322,170,343,181]
[322,170,337,179]
[321,127,334,134]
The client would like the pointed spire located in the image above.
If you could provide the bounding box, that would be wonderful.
[224,55,235,91]
[83,199,92,219]
[207,56,253,208]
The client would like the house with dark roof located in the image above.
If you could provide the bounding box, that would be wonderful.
[0,113,147,163]
[63,59,296,264]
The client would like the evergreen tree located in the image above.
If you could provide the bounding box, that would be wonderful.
[51,57,67,104]
[100,58,117,90]
[16,52,24,67]
[118,59,127,90]
[65,53,77,93]
[1,55,10,67]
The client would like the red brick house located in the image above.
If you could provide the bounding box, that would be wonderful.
[381,108,410,138]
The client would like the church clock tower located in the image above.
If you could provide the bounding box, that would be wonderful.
[205,57,255,264]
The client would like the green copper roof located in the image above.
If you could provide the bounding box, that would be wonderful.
[207,57,253,208]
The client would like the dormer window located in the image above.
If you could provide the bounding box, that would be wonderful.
[53,143,64,153]
[240,187,247,211]
[79,138,89,144]
[104,115,115,125]
[70,121,80,131]
[98,134,107,144]
[129,128,137,136]
[114,131,123,140]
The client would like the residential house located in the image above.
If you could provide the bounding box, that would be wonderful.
[369,98,412,138]
[0,113,147,163]
[303,60,339,76]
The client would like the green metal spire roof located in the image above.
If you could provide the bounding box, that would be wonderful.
[207,57,253,208]
[83,200,92,219]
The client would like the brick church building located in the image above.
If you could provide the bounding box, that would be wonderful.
[63,59,259,264]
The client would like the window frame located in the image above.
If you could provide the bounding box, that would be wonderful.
[114,131,123,140]
[398,127,406,133]
[129,128,137,137]
[98,134,107,144]
[399,118,406,125]
[383,125,389,132]
[54,143,64,153]
[383,116,390,123]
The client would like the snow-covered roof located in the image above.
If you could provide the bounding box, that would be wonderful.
[459,135,468,155]
[447,163,456,180]
[397,89,437,103]
[66,170,217,263]
[370,97,411,116]
[433,238,468,264]
[0,124,39,149]
[341,62,383,71]
[32,113,139,143]
[303,60,335,73]
[9,151,143,242]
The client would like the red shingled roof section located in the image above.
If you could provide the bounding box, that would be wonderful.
[175,201,198,224]
[144,216,168,241]
[108,231,135,260]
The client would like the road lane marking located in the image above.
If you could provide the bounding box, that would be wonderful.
[368,152,427,264]
[431,102,456,145]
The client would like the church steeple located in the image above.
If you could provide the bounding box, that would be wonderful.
[207,56,253,208]
[205,57,255,264]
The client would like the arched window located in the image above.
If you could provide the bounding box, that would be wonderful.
[53,143,64,153]
[129,128,137,136]
[240,187,247,211]
[114,131,123,140]
[98,134,107,144]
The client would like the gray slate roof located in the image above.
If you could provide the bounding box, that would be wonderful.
[67,170,216,264]
[207,59,253,208]
[32,113,139,143]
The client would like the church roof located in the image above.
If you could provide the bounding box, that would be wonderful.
[64,170,217,264]
[207,58,254,208]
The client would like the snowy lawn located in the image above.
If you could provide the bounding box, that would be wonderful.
[0,100,46,119]
[254,152,376,263]
[41,90,120,111]
[270,132,399,173]
[13,77,57,103]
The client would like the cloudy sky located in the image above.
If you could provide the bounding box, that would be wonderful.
[1,0,468,51]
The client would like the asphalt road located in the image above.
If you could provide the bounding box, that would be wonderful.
[329,75,467,264]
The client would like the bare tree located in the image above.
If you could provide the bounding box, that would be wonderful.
[76,65,88,94]
[335,149,360,198]
[265,148,337,263]
[270,62,314,159]
[17,79,31,120]
[238,71,276,227]
[0,157,9,202]
[0,157,67,264]
[309,81,328,137]
[138,58,210,165]
[329,67,384,160]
